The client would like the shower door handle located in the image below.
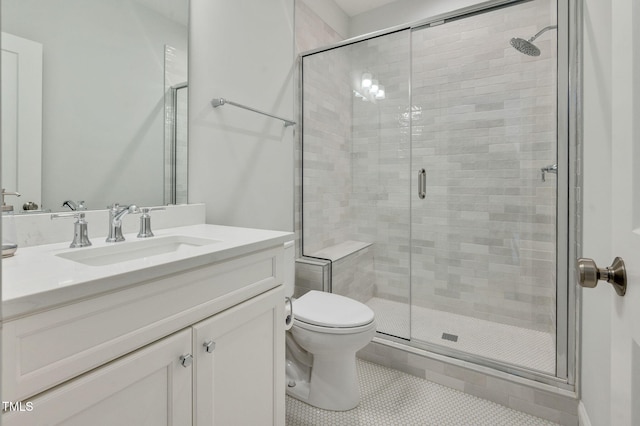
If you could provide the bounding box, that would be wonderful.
[418,169,426,199]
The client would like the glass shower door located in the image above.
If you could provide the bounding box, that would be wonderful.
[409,0,559,374]
[301,30,412,340]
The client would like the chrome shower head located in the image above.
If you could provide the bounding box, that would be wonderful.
[510,25,557,56]
[510,37,540,56]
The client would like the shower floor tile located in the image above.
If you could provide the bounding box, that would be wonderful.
[366,297,555,374]
[285,359,559,425]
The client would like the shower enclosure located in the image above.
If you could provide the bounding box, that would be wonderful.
[300,0,576,385]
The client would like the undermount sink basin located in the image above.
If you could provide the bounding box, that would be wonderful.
[56,235,221,266]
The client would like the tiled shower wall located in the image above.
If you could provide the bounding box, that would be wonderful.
[300,0,558,333]
[407,1,558,332]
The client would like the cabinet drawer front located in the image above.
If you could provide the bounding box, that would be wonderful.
[3,246,283,401]
[3,329,192,426]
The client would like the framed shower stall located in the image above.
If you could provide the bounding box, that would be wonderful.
[299,0,580,388]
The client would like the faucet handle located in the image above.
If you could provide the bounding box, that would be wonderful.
[141,207,166,214]
[51,212,92,248]
[137,207,166,238]
[540,164,558,182]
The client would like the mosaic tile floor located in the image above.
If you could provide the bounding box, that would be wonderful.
[286,359,559,425]
[366,297,555,374]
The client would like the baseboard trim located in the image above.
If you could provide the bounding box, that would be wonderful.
[578,402,592,426]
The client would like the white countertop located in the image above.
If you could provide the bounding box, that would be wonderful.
[2,224,293,320]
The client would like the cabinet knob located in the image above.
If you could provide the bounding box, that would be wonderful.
[203,341,216,353]
[180,354,193,368]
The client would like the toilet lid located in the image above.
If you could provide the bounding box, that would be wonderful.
[294,290,374,328]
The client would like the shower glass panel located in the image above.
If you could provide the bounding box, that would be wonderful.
[301,30,412,339]
[409,0,558,374]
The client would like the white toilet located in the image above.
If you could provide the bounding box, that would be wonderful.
[284,243,376,411]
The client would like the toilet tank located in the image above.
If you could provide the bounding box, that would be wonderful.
[284,241,295,297]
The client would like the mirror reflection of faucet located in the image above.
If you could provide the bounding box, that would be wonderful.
[541,164,558,182]
[2,189,21,257]
[62,200,87,211]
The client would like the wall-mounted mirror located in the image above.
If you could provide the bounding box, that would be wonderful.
[1,0,189,213]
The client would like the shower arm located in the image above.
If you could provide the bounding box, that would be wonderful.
[529,25,558,42]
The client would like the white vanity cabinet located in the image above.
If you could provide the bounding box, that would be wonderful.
[2,228,291,426]
[4,288,284,426]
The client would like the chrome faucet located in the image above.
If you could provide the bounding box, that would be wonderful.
[106,204,140,242]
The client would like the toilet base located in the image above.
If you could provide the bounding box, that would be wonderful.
[286,351,361,411]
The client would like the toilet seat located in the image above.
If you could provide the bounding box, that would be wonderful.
[293,290,375,331]
[293,317,377,335]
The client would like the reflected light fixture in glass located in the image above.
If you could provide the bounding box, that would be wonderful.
[361,72,372,89]
[370,79,379,94]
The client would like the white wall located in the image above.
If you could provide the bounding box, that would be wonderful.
[299,0,349,40]
[581,0,613,424]
[188,0,295,232]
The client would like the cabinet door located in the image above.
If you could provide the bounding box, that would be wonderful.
[3,329,192,426]
[193,287,285,426]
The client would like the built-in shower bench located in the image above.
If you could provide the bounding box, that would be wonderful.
[296,240,374,304]
[308,240,372,261]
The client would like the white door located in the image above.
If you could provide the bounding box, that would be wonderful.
[582,0,640,424]
[608,0,640,424]
[1,32,42,209]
